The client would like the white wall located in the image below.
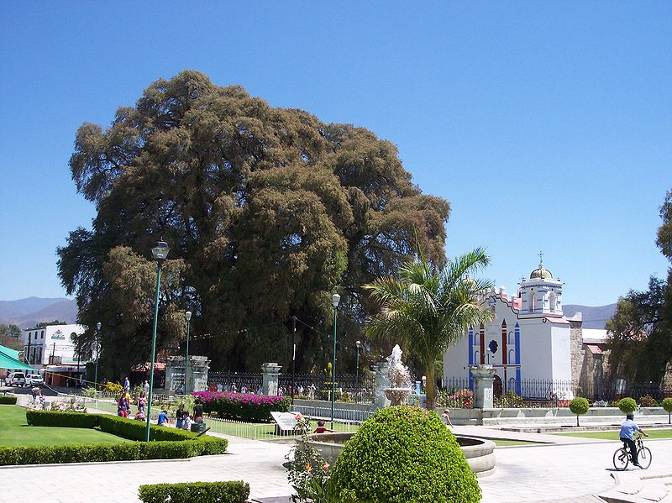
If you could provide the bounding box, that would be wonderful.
[23,324,86,365]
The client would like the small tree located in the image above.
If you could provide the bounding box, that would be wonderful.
[569,397,589,426]
[618,397,637,415]
[662,398,672,425]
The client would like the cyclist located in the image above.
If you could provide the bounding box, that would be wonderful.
[619,413,648,467]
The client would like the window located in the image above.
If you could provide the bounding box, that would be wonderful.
[529,290,536,312]
[41,330,45,339]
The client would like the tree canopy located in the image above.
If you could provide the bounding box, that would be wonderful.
[58,71,450,377]
[607,190,672,383]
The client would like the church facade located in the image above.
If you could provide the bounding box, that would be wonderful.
[442,259,610,399]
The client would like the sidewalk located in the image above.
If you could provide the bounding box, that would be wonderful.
[453,425,613,444]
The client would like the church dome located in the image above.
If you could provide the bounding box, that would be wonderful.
[530,266,553,280]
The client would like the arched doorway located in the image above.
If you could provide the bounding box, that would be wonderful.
[493,374,503,398]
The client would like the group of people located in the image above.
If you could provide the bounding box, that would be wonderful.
[116,376,150,421]
[157,403,204,430]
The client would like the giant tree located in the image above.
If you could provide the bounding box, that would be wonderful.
[607,189,672,384]
[365,248,493,409]
[58,71,450,376]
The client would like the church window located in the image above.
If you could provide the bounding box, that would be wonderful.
[529,290,535,312]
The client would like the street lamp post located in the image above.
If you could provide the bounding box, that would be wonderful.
[291,315,296,403]
[330,293,340,430]
[94,322,101,391]
[355,340,361,399]
[145,240,169,442]
[184,310,192,395]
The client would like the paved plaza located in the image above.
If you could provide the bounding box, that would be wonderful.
[1,427,671,503]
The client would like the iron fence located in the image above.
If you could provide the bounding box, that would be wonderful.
[208,371,375,404]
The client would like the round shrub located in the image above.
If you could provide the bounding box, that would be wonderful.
[569,397,589,426]
[662,398,672,424]
[618,397,637,414]
[329,406,481,503]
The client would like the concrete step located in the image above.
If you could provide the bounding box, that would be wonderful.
[599,472,672,503]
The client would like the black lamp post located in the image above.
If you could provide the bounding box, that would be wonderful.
[330,292,340,429]
[355,340,361,396]
[94,322,101,391]
[184,310,192,395]
[145,240,169,442]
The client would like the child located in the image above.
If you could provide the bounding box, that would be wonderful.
[157,409,169,426]
[313,420,330,434]
[183,414,192,431]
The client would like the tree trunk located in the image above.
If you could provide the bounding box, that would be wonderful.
[576,415,580,427]
[425,364,436,410]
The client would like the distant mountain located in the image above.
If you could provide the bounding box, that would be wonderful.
[563,303,617,329]
[0,297,78,328]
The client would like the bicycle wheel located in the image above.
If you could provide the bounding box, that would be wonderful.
[638,447,652,469]
[613,447,629,471]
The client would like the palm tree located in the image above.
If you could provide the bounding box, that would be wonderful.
[365,248,493,409]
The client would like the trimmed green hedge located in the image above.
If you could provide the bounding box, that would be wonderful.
[25,410,196,441]
[0,410,228,466]
[0,396,17,405]
[138,481,250,503]
[330,406,481,503]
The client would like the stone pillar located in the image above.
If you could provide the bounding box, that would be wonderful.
[165,355,210,394]
[188,356,210,392]
[371,361,391,410]
[261,363,282,396]
[165,356,185,394]
[471,365,496,409]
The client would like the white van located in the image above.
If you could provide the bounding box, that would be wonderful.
[8,372,27,387]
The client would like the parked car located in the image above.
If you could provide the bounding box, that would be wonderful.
[8,372,27,387]
[27,374,43,386]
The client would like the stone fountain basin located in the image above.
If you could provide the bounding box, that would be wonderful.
[304,432,496,477]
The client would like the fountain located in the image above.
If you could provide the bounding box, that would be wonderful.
[303,345,496,476]
[383,345,413,405]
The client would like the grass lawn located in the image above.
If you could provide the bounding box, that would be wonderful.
[554,429,672,441]
[0,405,130,448]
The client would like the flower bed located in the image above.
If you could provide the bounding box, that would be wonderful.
[0,410,228,466]
[193,391,290,422]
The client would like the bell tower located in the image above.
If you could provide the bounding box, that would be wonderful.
[519,252,563,317]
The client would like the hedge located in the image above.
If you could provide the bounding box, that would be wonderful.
[138,481,250,503]
[330,406,481,503]
[0,396,17,405]
[1,410,228,466]
[193,391,290,422]
[26,410,197,441]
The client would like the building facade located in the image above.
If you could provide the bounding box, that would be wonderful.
[443,259,611,400]
[22,324,88,385]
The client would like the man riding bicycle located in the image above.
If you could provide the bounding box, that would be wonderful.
[620,413,648,467]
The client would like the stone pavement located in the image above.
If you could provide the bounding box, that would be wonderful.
[479,439,672,502]
[1,417,671,503]
[0,435,293,503]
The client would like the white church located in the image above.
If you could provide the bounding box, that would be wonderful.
[442,257,610,399]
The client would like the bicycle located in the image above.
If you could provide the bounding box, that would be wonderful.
[613,434,652,470]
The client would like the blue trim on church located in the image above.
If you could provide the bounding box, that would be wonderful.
[514,322,521,394]
[467,327,474,389]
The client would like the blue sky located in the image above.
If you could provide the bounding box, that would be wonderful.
[0,2,670,306]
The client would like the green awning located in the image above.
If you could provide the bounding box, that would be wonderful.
[0,344,21,361]
[0,349,33,371]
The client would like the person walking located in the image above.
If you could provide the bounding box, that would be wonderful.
[143,380,150,396]
[123,376,130,392]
